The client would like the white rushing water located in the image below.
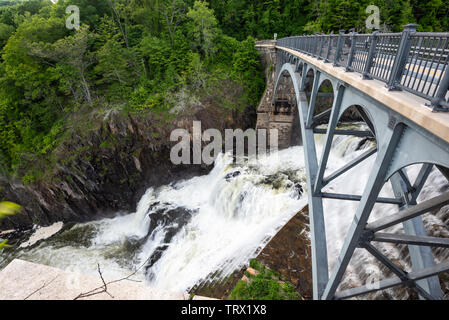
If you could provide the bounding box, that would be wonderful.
[1,147,308,292]
[2,123,448,298]
[315,125,449,299]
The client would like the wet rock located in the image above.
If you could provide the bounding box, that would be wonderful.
[20,222,64,248]
[255,205,312,299]
[225,171,241,182]
[356,137,375,151]
[145,246,170,280]
[293,183,304,199]
[0,110,235,231]
[147,206,196,240]
[144,205,197,276]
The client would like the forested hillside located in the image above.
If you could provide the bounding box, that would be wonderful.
[0,0,447,183]
[0,0,265,182]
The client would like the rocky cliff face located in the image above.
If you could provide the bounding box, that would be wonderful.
[0,102,256,230]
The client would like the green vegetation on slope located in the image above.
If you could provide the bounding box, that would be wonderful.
[228,259,302,300]
[0,0,265,181]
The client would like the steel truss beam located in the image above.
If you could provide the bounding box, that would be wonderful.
[314,84,346,193]
[390,171,444,299]
[272,53,449,300]
[372,233,449,248]
[366,192,449,232]
[363,243,437,300]
[334,260,449,300]
[311,109,331,127]
[313,128,374,137]
[410,164,434,203]
[277,63,329,299]
[321,147,377,187]
[321,193,402,204]
[321,124,406,300]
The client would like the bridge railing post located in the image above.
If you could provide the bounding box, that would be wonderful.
[307,35,312,55]
[325,32,334,63]
[313,33,319,58]
[334,30,345,66]
[304,36,308,53]
[304,35,307,53]
[430,65,449,111]
[317,34,324,60]
[362,31,379,80]
[387,24,418,90]
[311,35,315,55]
[346,30,357,72]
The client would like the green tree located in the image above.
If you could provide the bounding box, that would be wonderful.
[160,0,187,47]
[95,38,141,101]
[231,36,264,105]
[0,22,13,49]
[0,201,21,251]
[410,0,448,32]
[27,25,96,104]
[186,0,219,56]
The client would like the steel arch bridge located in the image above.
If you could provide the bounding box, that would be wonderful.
[257,25,449,300]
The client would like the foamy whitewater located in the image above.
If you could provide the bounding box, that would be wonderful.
[0,146,308,292]
[1,123,448,298]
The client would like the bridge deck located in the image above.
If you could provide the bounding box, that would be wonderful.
[261,44,449,144]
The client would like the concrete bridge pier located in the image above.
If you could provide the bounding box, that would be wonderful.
[256,41,301,149]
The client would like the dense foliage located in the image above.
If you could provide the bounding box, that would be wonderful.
[210,0,448,39]
[228,259,302,300]
[0,0,265,177]
[0,0,447,179]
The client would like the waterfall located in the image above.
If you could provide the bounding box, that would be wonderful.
[2,123,448,299]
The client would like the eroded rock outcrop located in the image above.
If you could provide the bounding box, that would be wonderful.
[0,103,256,230]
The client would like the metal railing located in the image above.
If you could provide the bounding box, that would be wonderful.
[277,25,449,111]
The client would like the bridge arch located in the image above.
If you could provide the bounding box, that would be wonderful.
[303,68,315,105]
[336,104,377,138]
[317,75,338,98]
[337,86,390,146]
[272,62,304,115]
[259,34,449,299]
[270,64,303,148]
[384,124,449,180]
[312,79,335,122]
[296,61,304,77]
[272,62,384,147]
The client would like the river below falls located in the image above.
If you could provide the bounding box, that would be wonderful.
[1,123,449,299]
